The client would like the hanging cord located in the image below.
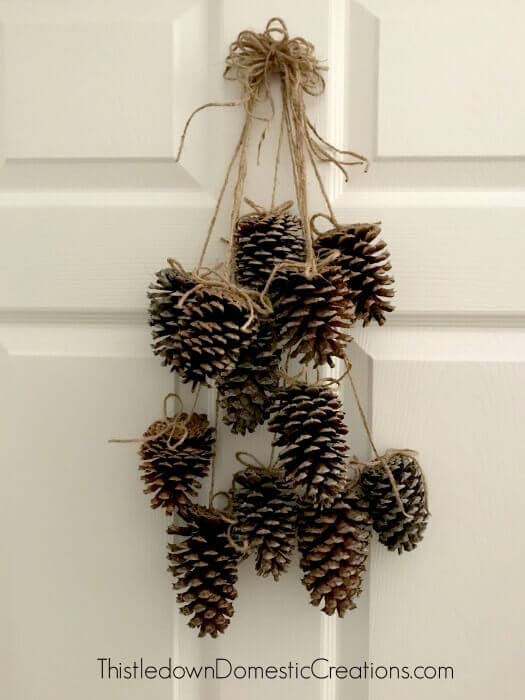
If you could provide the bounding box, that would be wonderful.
[270,106,286,209]
[175,17,367,277]
[108,391,195,448]
[341,356,413,520]
[208,391,221,508]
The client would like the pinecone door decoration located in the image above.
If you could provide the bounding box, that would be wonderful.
[111,17,431,638]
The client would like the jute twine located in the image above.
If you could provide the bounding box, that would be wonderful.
[174,17,368,288]
[109,390,200,449]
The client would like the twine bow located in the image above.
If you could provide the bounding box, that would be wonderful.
[108,392,191,449]
[175,17,368,285]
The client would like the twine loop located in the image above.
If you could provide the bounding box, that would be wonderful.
[174,264,273,331]
[243,197,293,217]
[224,18,326,113]
[108,392,189,448]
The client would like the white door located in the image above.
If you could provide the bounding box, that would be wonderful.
[2,1,524,699]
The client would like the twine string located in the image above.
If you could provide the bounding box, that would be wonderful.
[235,451,267,470]
[342,356,413,520]
[176,17,367,280]
[108,392,189,447]
[271,105,286,209]
[208,391,220,508]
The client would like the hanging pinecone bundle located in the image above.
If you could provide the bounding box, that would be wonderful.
[235,207,305,291]
[268,381,349,506]
[171,285,259,388]
[168,505,241,638]
[139,412,215,515]
[360,451,429,553]
[315,223,394,325]
[148,264,195,371]
[232,467,297,581]
[298,485,372,616]
[271,264,355,367]
[217,322,280,434]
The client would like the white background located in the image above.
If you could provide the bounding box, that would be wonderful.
[1,1,524,699]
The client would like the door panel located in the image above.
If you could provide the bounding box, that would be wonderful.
[2,1,523,699]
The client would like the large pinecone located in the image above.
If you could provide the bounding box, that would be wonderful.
[217,322,280,434]
[315,224,394,325]
[172,286,258,388]
[271,265,355,367]
[360,452,429,553]
[168,505,240,638]
[268,382,349,506]
[148,265,195,371]
[235,209,305,291]
[232,467,297,581]
[298,486,372,616]
[139,413,214,515]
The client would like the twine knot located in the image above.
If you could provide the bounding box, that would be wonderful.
[224,18,326,106]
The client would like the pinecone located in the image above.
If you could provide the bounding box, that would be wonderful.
[139,413,214,515]
[268,382,349,506]
[315,223,394,325]
[232,467,297,581]
[217,322,280,434]
[172,286,259,388]
[235,209,305,291]
[298,486,372,616]
[360,451,429,553]
[271,265,355,367]
[148,265,195,371]
[168,505,240,638]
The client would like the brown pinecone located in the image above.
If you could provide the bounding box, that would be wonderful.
[271,265,355,367]
[139,413,214,515]
[268,382,349,506]
[235,210,305,291]
[168,505,240,638]
[148,265,195,371]
[360,452,429,553]
[172,286,259,388]
[217,322,280,434]
[232,467,297,581]
[315,224,394,325]
[298,486,372,616]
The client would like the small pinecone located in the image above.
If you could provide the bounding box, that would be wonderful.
[139,413,214,515]
[271,265,355,367]
[298,486,372,616]
[232,468,297,581]
[168,505,240,638]
[360,452,429,553]
[235,210,305,291]
[172,286,259,387]
[148,266,195,370]
[268,382,349,506]
[315,224,394,325]
[218,322,280,434]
